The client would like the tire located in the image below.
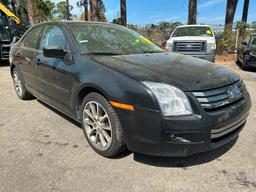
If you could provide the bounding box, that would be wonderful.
[81,92,126,157]
[12,68,33,100]
[241,55,249,70]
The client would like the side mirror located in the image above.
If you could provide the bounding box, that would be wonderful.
[43,46,67,59]
[242,41,248,46]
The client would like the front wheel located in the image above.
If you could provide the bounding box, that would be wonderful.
[81,93,126,157]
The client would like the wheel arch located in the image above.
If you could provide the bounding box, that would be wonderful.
[75,84,110,121]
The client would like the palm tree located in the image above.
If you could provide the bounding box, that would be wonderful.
[90,0,97,21]
[90,0,106,21]
[65,0,71,20]
[120,0,127,26]
[224,0,238,34]
[77,0,89,21]
[188,0,197,25]
[242,0,250,23]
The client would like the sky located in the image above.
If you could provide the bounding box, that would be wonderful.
[53,0,256,25]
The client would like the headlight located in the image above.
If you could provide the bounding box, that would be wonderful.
[207,43,216,52]
[166,43,173,51]
[142,82,193,116]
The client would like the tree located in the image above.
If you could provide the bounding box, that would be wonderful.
[26,0,39,24]
[120,0,127,26]
[91,0,98,21]
[238,0,250,42]
[242,0,250,23]
[37,0,55,21]
[77,0,89,21]
[90,0,106,22]
[54,1,73,20]
[65,0,71,20]
[224,0,238,34]
[188,0,197,25]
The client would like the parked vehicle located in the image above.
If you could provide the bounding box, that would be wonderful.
[10,21,251,157]
[0,3,28,62]
[236,33,256,70]
[166,25,216,62]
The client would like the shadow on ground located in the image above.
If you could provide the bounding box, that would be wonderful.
[37,100,81,129]
[37,98,238,167]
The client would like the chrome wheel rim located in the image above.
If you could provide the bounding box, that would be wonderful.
[83,101,112,150]
[13,71,23,96]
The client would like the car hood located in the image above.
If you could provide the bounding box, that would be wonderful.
[91,52,240,91]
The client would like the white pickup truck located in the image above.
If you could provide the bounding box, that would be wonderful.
[166,25,216,62]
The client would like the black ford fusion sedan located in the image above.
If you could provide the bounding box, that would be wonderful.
[10,21,251,157]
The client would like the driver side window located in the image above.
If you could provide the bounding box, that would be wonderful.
[40,25,69,50]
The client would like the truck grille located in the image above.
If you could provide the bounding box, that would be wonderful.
[174,41,206,52]
[192,80,247,111]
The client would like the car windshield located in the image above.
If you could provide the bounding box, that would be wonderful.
[67,23,163,55]
[172,26,214,37]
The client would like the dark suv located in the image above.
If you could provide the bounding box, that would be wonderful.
[237,33,256,70]
[10,21,251,157]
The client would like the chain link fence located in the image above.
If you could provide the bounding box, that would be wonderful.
[130,24,256,55]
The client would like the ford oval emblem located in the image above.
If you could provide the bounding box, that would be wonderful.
[228,86,241,99]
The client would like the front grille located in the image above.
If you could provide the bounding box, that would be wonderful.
[174,41,206,52]
[192,80,247,111]
[211,117,247,143]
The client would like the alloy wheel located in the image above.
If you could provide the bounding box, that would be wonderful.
[13,70,23,97]
[83,101,112,151]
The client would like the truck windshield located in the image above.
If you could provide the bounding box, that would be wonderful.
[67,23,163,55]
[172,26,214,37]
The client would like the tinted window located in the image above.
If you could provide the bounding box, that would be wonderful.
[40,25,68,50]
[23,26,43,49]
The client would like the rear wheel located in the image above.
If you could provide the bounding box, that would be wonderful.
[12,68,33,100]
[81,93,126,157]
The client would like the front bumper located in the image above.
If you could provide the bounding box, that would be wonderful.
[115,93,251,157]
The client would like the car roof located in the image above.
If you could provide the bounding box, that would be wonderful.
[31,21,118,28]
[176,25,211,28]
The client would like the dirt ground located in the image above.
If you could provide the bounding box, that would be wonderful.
[0,61,256,192]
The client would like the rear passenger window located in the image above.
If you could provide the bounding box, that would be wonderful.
[23,26,43,49]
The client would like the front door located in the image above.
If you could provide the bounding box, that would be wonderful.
[34,25,74,114]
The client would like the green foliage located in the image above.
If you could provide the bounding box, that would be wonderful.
[216,32,236,54]
[112,17,121,24]
[36,0,55,21]
[53,1,73,20]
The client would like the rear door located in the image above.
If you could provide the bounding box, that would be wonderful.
[15,25,44,90]
[34,24,74,114]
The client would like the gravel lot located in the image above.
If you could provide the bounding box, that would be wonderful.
[0,61,256,192]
